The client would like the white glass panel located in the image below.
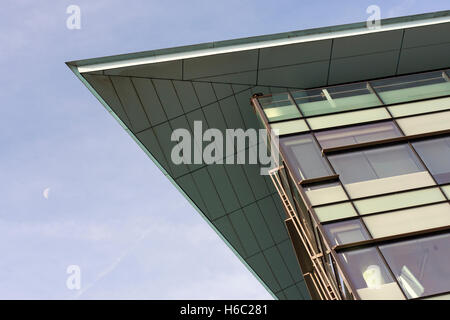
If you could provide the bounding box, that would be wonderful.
[307,108,391,130]
[354,187,445,215]
[363,203,450,238]
[397,110,450,135]
[305,184,348,206]
[271,119,309,136]
[314,202,357,222]
[345,171,436,198]
[388,96,450,117]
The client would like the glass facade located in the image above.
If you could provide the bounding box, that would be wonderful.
[252,69,450,300]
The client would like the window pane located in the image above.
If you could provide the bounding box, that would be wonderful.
[363,203,450,238]
[338,247,405,300]
[354,187,445,215]
[270,119,309,136]
[371,71,450,104]
[397,110,450,136]
[329,143,424,185]
[388,96,450,117]
[380,234,450,298]
[304,181,348,206]
[280,134,333,181]
[442,185,450,199]
[258,93,301,122]
[413,136,450,184]
[316,121,402,149]
[323,219,370,246]
[292,82,382,117]
[314,202,357,222]
[307,108,391,130]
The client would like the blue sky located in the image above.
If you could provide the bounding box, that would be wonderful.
[0,0,448,299]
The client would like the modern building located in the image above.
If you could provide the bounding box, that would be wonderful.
[67,10,450,300]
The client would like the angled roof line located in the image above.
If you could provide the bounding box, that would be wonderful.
[67,10,450,73]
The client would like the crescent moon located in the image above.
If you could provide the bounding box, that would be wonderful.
[43,188,50,199]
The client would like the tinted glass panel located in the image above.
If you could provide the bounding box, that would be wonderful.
[413,136,450,184]
[338,247,405,300]
[292,82,381,117]
[323,219,370,246]
[371,71,450,104]
[258,93,301,122]
[329,144,424,184]
[380,234,450,299]
[280,134,333,181]
[316,121,402,149]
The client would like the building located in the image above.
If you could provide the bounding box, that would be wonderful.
[67,10,450,300]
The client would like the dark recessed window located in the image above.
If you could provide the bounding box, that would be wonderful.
[412,136,450,184]
[316,121,402,149]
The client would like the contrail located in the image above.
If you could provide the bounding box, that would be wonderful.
[74,228,151,299]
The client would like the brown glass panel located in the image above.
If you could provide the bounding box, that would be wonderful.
[316,121,402,150]
[412,136,450,184]
[379,233,450,299]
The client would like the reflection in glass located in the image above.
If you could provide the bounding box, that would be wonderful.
[323,219,371,246]
[413,136,450,184]
[292,82,382,117]
[280,134,333,181]
[371,71,450,104]
[380,234,450,299]
[316,121,402,149]
[328,143,424,184]
[258,93,301,122]
[338,247,405,300]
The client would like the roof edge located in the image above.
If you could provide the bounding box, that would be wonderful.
[68,10,450,73]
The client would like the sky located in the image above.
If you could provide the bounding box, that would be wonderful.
[0,0,448,299]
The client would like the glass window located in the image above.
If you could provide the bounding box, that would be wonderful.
[363,203,450,238]
[338,247,405,300]
[354,187,445,215]
[314,202,357,222]
[270,119,309,136]
[316,121,402,149]
[258,93,301,122]
[292,82,382,117]
[413,136,450,184]
[323,219,370,246]
[307,108,391,130]
[397,110,450,136]
[328,143,425,185]
[304,181,348,206]
[371,71,450,105]
[380,233,450,299]
[388,96,450,117]
[442,185,450,199]
[280,134,333,181]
